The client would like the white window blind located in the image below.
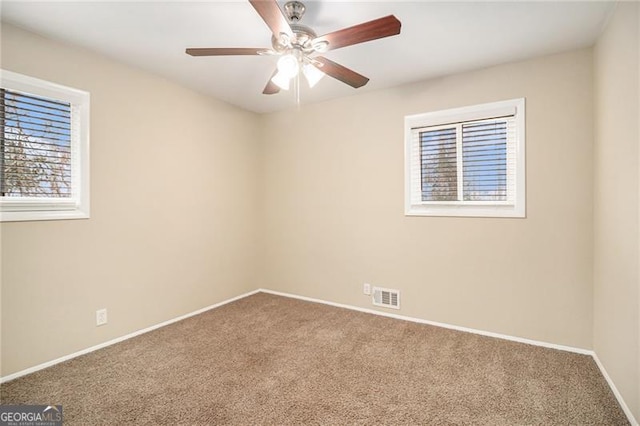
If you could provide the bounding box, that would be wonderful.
[419,125,458,201]
[462,119,513,202]
[1,88,73,198]
[0,70,90,222]
[405,99,525,218]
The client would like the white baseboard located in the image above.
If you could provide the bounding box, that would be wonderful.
[0,289,261,384]
[259,289,593,355]
[592,353,639,426]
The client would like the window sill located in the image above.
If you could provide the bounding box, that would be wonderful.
[1,199,90,222]
[0,209,90,222]
[405,203,525,218]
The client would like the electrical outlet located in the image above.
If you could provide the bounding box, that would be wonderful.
[96,308,107,326]
[363,283,371,295]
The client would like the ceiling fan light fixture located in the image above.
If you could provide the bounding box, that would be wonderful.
[271,70,291,90]
[302,63,324,88]
[276,53,299,78]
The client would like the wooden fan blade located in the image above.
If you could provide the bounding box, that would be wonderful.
[249,0,293,38]
[185,48,264,56]
[263,69,280,95]
[313,15,401,52]
[313,56,369,89]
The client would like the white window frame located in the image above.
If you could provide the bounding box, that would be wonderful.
[0,70,90,222]
[404,98,525,218]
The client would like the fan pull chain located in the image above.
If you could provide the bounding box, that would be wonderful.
[295,72,300,107]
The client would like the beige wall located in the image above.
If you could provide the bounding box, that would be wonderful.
[0,24,262,376]
[593,2,640,420]
[262,49,594,349]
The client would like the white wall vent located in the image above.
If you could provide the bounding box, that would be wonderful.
[372,287,400,310]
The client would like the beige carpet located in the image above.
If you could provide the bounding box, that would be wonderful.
[0,292,629,425]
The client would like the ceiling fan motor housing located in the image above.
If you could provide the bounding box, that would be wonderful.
[271,1,321,54]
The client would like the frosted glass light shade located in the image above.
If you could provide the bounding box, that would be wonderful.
[303,63,325,88]
[277,54,299,78]
[271,71,291,90]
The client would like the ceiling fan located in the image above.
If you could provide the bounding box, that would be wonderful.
[185,0,401,95]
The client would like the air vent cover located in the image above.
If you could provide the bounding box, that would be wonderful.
[372,287,400,310]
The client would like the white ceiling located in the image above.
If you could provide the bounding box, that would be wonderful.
[1,1,614,113]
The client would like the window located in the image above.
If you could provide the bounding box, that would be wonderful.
[405,98,525,217]
[1,70,90,222]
